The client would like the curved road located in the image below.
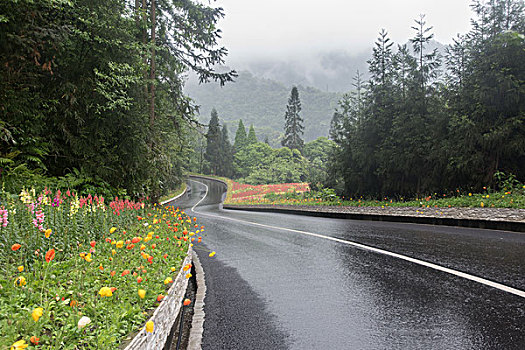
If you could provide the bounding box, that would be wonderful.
[170,177,525,350]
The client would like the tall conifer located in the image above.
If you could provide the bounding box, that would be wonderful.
[281,86,304,152]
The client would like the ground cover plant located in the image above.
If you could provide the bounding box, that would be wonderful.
[0,188,204,349]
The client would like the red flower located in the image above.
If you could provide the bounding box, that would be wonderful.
[90,241,96,248]
[147,256,153,264]
[157,294,165,302]
[45,249,55,263]
[183,298,191,306]
[131,237,141,244]
[11,243,21,251]
[121,269,130,276]
[137,277,143,283]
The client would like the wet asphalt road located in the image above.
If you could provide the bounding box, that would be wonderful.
[169,177,525,350]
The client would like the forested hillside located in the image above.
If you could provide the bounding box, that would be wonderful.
[184,71,341,145]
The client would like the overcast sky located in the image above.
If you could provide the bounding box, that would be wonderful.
[212,0,473,62]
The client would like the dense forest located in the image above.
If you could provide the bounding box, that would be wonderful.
[327,0,525,197]
[0,0,234,199]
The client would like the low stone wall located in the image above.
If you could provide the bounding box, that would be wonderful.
[123,246,193,350]
[223,204,525,232]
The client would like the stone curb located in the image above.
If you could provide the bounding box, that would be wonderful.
[123,246,193,350]
[223,205,525,233]
[187,250,206,350]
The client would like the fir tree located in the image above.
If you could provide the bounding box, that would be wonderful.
[219,124,234,177]
[204,109,221,174]
[233,119,247,152]
[247,125,258,144]
[281,86,304,152]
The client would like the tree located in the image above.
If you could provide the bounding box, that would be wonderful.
[281,86,304,152]
[219,124,234,177]
[247,125,258,144]
[233,120,247,151]
[204,109,221,175]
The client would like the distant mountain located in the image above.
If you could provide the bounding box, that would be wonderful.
[184,71,342,146]
[226,41,447,93]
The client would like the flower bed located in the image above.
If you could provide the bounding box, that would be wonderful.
[0,188,205,349]
[226,182,309,204]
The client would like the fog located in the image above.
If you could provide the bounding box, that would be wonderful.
[213,0,473,65]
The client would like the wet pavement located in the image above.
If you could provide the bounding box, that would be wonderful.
[168,176,525,350]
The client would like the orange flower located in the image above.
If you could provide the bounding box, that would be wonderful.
[70,300,78,307]
[157,294,165,302]
[11,243,21,251]
[30,336,40,345]
[131,237,141,244]
[137,277,143,283]
[45,249,55,263]
[121,269,130,276]
[183,298,191,306]
[110,271,116,277]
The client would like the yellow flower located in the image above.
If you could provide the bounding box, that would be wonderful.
[98,287,113,297]
[85,253,92,262]
[481,202,485,208]
[32,307,43,322]
[145,320,154,333]
[144,236,152,243]
[209,251,216,257]
[15,276,26,287]
[111,249,116,255]
[17,266,24,272]
[138,289,146,299]
[115,240,124,248]
[164,277,173,285]
[109,227,117,234]
[140,244,146,251]
[10,340,28,349]
[185,273,192,279]
[170,267,176,272]
[44,229,52,238]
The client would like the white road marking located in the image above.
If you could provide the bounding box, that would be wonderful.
[188,179,525,299]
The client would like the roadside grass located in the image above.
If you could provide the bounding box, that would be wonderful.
[158,182,187,203]
[0,188,204,349]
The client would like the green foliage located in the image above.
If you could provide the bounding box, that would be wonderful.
[327,1,525,199]
[0,0,235,199]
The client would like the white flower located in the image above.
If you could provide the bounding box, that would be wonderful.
[78,316,91,329]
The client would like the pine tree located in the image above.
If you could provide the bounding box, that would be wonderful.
[281,86,304,152]
[204,109,221,174]
[247,125,258,145]
[233,120,247,152]
[219,124,234,177]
